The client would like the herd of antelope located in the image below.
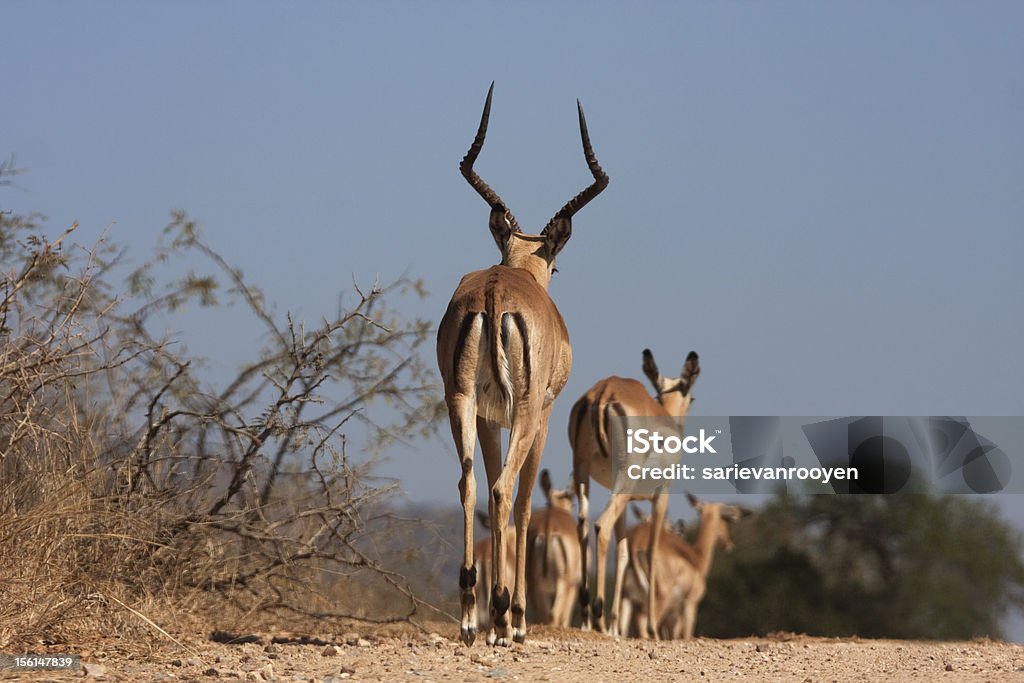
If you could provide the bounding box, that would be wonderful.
[437,83,752,646]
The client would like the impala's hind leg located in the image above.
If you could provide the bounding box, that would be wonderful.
[645,490,668,640]
[476,418,503,645]
[510,405,550,643]
[449,395,479,645]
[490,404,543,646]
[593,492,630,633]
[608,511,629,637]
[573,458,592,630]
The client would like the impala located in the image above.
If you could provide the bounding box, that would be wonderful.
[437,83,608,646]
[615,493,752,639]
[526,469,581,628]
[569,349,700,637]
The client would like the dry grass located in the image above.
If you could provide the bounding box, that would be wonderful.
[0,200,442,649]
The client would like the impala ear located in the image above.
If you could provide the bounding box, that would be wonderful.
[489,206,515,252]
[543,216,572,258]
[686,492,702,510]
[540,469,553,497]
[631,503,645,521]
[642,348,661,388]
[476,510,490,528]
[681,351,700,391]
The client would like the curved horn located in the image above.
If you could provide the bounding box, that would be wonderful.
[542,99,610,233]
[459,82,521,232]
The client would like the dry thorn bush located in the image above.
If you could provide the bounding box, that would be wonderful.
[0,170,445,649]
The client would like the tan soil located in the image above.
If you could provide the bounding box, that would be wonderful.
[3,626,1024,682]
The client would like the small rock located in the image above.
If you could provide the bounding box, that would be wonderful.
[204,668,219,677]
[357,638,372,647]
[263,644,279,654]
[187,658,203,667]
[945,662,955,671]
[343,633,361,646]
[82,662,107,679]
[171,659,184,667]
[322,645,340,657]
[648,649,657,660]
[755,644,765,653]
[454,648,465,657]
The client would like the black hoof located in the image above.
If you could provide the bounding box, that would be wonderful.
[460,626,476,645]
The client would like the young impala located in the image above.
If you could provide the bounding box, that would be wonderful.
[437,83,608,645]
[615,493,752,639]
[526,470,581,627]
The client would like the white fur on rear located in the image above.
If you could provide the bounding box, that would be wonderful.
[475,313,516,427]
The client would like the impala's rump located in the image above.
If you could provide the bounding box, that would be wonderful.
[439,265,569,428]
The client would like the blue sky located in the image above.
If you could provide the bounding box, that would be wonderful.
[5,0,1024,575]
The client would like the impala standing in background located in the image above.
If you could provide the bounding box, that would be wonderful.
[569,349,700,637]
[526,470,582,628]
[437,83,608,646]
[615,493,753,639]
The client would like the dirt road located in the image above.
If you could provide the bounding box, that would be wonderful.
[4,627,1023,682]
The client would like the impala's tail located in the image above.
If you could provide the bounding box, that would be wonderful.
[595,400,627,463]
[484,290,514,426]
